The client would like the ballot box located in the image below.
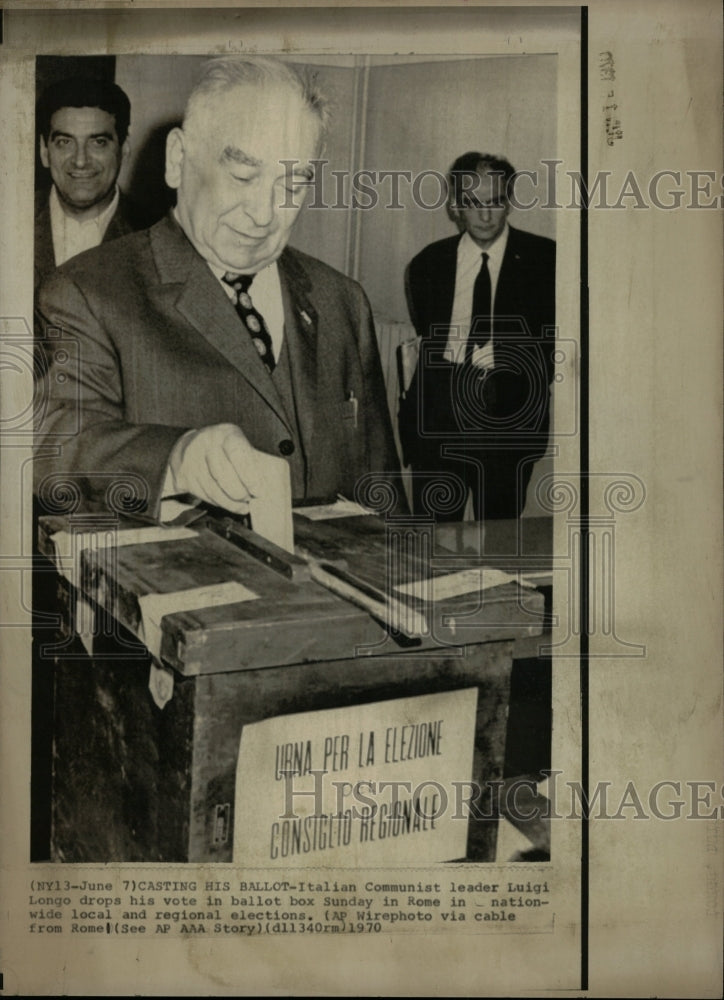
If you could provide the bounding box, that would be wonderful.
[35,510,550,865]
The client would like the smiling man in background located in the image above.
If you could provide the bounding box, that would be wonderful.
[34,76,149,290]
[34,56,403,518]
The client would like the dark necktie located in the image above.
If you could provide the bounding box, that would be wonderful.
[465,252,492,362]
[222,272,275,373]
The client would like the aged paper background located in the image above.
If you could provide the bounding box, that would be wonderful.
[0,1,721,996]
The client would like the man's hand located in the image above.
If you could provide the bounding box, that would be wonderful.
[166,423,266,513]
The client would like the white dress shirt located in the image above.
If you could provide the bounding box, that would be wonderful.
[445,224,509,368]
[49,184,120,266]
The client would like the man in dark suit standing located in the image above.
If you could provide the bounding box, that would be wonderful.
[34,76,149,290]
[399,152,555,520]
[34,56,403,520]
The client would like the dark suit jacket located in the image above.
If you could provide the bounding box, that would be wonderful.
[34,187,150,291]
[399,225,556,467]
[34,213,404,519]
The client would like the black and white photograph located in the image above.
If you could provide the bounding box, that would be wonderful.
[30,45,563,869]
[0,2,721,997]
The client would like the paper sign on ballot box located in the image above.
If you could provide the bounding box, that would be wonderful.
[233,688,479,866]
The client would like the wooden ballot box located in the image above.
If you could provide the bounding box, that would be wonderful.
[36,510,550,865]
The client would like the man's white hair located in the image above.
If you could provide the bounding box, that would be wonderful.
[183,55,330,144]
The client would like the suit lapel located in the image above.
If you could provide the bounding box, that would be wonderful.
[103,198,131,243]
[34,196,56,289]
[495,226,526,322]
[150,214,291,428]
[440,236,460,330]
[278,247,318,456]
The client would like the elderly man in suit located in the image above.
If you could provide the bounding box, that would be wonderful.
[399,152,556,520]
[35,76,149,291]
[34,56,403,520]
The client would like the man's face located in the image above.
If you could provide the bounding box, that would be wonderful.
[456,168,510,249]
[40,107,126,216]
[166,83,322,273]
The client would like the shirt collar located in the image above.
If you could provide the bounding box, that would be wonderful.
[458,223,509,267]
[206,256,280,301]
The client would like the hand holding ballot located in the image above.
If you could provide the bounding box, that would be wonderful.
[166,423,268,513]
[165,423,294,552]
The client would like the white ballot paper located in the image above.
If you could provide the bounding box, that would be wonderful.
[248,449,294,553]
[395,567,537,601]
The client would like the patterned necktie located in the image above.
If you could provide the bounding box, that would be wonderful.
[466,252,492,362]
[222,272,275,373]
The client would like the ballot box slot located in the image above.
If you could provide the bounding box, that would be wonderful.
[196,509,430,641]
[201,513,311,581]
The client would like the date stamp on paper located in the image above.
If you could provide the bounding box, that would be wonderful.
[599,51,623,146]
